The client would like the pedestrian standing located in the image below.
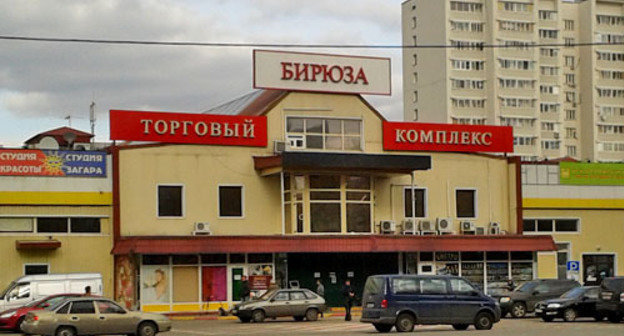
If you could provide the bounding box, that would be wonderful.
[240,275,251,302]
[84,286,92,296]
[316,279,325,318]
[341,279,355,321]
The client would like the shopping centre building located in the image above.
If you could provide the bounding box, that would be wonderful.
[109,51,556,312]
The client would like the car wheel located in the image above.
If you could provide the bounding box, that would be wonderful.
[541,316,554,322]
[55,326,76,336]
[239,317,251,323]
[373,323,393,332]
[395,313,415,332]
[252,309,265,323]
[15,316,25,332]
[511,302,527,318]
[474,312,494,330]
[137,322,157,336]
[452,323,469,330]
[607,313,621,323]
[293,316,304,322]
[305,308,319,321]
[593,314,604,322]
[563,308,577,322]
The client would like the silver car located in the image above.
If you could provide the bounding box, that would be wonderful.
[22,298,171,336]
[231,289,326,323]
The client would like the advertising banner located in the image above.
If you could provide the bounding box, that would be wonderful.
[109,110,267,147]
[253,50,391,95]
[560,162,624,185]
[0,149,106,177]
[383,122,514,153]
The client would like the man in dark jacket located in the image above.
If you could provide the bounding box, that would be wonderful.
[240,275,251,302]
[341,279,355,321]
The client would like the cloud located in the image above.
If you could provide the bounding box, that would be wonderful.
[0,0,404,143]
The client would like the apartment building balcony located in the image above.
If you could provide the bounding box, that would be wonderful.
[449,48,485,60]
[497,11,534,23]
[540,112,561,122]
[450,106,487,117]
[506,123,536,134]
[449,12,483,23]
[596,60,624,70]
[499,106,537,118]
[597,78,624,87]
[498,87,537,97]
[596,96,624,106]
[537,20,558,29]
[449,30,485,41]
[539,75,560,85]
[513,144,538,156]
[497,69,537,79]
[542,148,562,158]
[596,150,624,162]
[538,56,559,66]
[497,29,535,41]
[449,70,486,80]
[599,113,624,124]
[539,93,560,102]
[450,88,487,96]
[540,130,561,140]
[497,47,535,59]
[595,23,624,34]
[596,133,624,143]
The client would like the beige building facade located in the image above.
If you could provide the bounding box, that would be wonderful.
[402,0,624,162]
[111,90,555,313]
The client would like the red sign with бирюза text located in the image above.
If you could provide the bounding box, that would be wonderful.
[109,110,267,147]
[383,121,513,153]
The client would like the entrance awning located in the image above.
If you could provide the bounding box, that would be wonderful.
[112,235,556,255]
[254,152,431,176]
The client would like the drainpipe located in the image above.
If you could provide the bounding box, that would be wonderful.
[280,171,285,235]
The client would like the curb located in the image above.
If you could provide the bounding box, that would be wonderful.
[169,313,362,321]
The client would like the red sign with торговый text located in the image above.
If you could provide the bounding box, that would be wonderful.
[109,110,267,147]
[383,122,514,153]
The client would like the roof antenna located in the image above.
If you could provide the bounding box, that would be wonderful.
[89,100,96,142]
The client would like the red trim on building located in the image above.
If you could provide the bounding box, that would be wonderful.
[253,155,282,170]
[16,240,61,250]
[111,235,556,255]
[510,156,524,234]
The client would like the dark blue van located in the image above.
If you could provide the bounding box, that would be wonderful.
[360,275,501,332]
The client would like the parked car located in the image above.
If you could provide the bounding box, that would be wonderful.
[0,293,87,332]
[0,273,102,311]
[21,297,171,336]
[360,274,501,332]
[534,286,601,322]
[498,279,580,318]
[596,276,624,323]
[231,288,325,323]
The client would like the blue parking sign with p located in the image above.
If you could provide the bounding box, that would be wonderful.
[567,261,580,271]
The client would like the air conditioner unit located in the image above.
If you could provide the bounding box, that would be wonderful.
[419,220,434,232]
[286,135,305,149]
[475,227,486,235]
[193,222,211,235]
[489,222,501,235]
[436,218,453,233]
[380,220,396,234]
[402,219,419,235]
[460,221,476,234]
[273,140,286,154]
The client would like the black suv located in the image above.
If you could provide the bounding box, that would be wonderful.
[596,277,624,323]
[498,279,580,318]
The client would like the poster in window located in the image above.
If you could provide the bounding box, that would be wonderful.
[248,264,273,276]
[115,255,136,309]
[141,265,170,304]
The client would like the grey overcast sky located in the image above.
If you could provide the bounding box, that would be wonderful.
[0,0,405,146]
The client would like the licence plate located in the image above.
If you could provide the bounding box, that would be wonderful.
[366,302,375,308]
[535,309,543,313]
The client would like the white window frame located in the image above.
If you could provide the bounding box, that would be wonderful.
[522,218,581,234]
[23,263,50,275]
[455,188,478,220]
[284,115,364,152]
[403,187,428,219]
[217,184,245,219]
[157,184,185,219]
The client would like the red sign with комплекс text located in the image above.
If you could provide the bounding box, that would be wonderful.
[383,121,513,153]
[109,110,267,147]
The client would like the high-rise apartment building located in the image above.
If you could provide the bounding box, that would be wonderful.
[402,0,624,161]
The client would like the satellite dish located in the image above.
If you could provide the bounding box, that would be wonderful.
[63,132,77,149]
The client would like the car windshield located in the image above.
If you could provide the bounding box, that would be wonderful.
[258,289,278,300]
[561,287,585,299]
[0,282,15,299]
[514,282,538,293]
[48,298,73,311]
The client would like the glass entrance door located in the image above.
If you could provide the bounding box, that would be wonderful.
[582,254,615,285]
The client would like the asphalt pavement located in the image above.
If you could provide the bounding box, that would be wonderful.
[2,316,621,336]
